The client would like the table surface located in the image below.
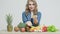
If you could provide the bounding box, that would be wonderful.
[0,30,60,34]
[0,32,60,34]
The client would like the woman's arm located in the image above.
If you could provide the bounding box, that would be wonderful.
[22,12,32,26]
[37,12,41,24]
[22,12,28,23]
[33,12,41,24]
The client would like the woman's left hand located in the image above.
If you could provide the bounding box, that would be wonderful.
[32,15,38,24]
[33,17,38,24]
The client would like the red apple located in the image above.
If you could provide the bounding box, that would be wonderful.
[42,26,47,32]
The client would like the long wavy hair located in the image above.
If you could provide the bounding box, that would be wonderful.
[25,0,38,15]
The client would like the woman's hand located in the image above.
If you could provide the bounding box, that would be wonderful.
[32,15,38,24]
[26,21,32,26]
[33,18,38,24]
[32,15,37,19]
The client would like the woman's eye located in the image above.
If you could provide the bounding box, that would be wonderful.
[29,4,35,5]
[29,4,31,5]
[33,4,35,5]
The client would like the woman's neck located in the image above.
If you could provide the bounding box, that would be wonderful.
[30,10,33,12]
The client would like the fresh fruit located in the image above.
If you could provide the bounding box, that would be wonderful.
[30,26,40,32]
[6,14,13,32]
[30,29,34,32]
[30,27,34,32]
[42,25,47,32]
[7,25,13,32]
[25,25,31,32]
[20,28,25,32]
[14,26,19,32]
[47,25,57,32]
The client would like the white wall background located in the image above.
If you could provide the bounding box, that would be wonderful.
[0,0,60,30]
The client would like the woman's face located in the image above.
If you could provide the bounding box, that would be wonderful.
[28,1,35,11]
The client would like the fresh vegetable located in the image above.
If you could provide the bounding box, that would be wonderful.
[18,22,26,32]
[18,22,26,28]
[47,25,57,32]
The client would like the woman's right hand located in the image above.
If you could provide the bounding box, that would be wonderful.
[26,21,32,26]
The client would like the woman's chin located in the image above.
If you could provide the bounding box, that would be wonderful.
[30,9,34,11]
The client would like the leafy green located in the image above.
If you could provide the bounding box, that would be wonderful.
[18,22,26,28]
[47,25,57,32]
[6,14,13,25]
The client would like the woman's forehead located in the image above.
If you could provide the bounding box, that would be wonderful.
[29,1,34,4]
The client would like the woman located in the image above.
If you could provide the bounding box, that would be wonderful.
[22,0,41,27]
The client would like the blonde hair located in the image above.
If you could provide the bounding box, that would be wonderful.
[25,0,38,15]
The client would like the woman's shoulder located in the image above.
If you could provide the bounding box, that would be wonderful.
[22,11,26,16]
[22,11,41,15]
[37,11,41,15]
[22,11,26,14]
[22,11,30,15]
